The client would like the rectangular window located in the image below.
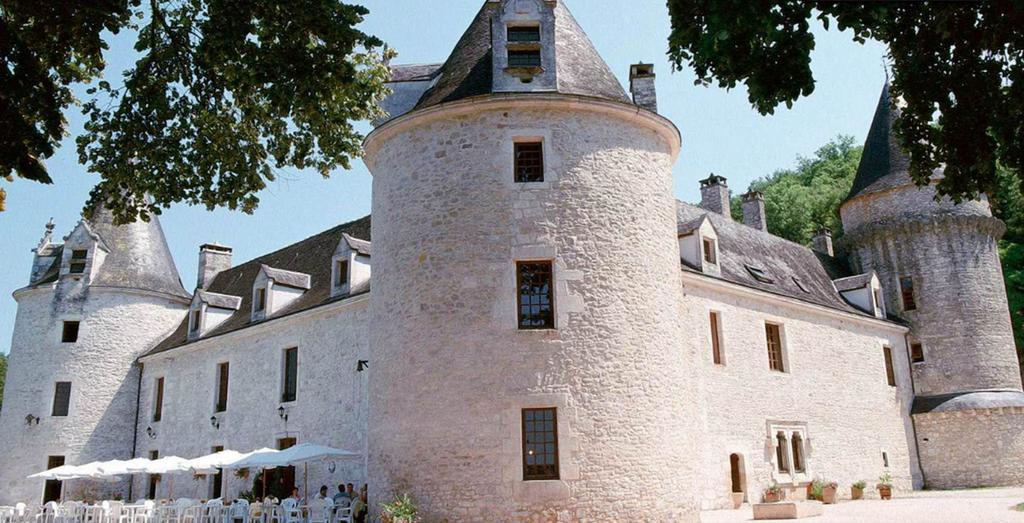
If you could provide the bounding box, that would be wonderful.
[911,343,925,364]
[775,432,789,473]
[508,49,542,68]
[69,250,87,274]
[282,348,298,403]
[190,310,201,333]
[215,363,229,413]
[153,377,164,422]
[709,311,723,365]
[52,382,71,417]
[211,445,224,500]
[703,238,717,265]
[900,276,916,311]
[517,261,554,329]
[522,408,559,481]
[507,26,540,42]
[791,433,805,473]
[147,451,160,500]
[765,323,785,372]
[61,321,80,343]
[43,456,65,504]
[514,142,544,183]
[883,346,896,387]
[335,260,349,287]
[255,288,267,312]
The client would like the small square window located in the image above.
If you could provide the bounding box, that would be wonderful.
[514,142,544,183]
[508,26,540,42]
[336,260,349,287]
[911,343,925,364]
[703,238,717,265]
[508,49,542,68]
[62,321,80,343]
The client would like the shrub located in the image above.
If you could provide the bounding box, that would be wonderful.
[381,493,419,523]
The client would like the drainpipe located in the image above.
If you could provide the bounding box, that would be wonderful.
[128,361,144,501]
[903,333,927,489]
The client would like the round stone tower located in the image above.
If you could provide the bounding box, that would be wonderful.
[0,204,190,504]
[365,1,698,520]
[840,84,1024,488]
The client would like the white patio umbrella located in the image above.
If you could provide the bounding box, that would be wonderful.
[186,450,246,475]
[97,458,152,476]
[28,464,87,481]
[219,448,281,497]
[227,444,359,503]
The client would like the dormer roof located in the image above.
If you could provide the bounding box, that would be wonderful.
[260,265,312,290]
[194,290,243,311]
[833,273,875,293]
[342,233,372,256]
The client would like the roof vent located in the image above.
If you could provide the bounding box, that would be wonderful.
[745,265,775,284]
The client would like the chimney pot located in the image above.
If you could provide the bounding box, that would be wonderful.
[812,227,834,257]
[629,63,658,113]
[699,174,732,219]
[741,191,768,232]
[198,243,233,290]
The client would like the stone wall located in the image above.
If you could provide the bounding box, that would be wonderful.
[914,407,1024,489]
[683,275,920,509]
[0,286,187,505]
[365,97,700,521]
[131,296,371,501]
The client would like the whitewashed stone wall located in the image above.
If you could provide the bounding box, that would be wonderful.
[365,98,700,521]
[683,275,920,510]
[131,296,370,501]
[0,286,188,504]
[914,407,1024,489]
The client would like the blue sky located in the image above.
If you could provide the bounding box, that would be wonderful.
[0,1,888,353]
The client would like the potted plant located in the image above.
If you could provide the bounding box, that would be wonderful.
[730,490,745,509]
[762,482,784,504]
[821,482,838,504]
[381,493,419,523]
[808,480,824,501]
[852,480,866,500]
[877,472,893,500]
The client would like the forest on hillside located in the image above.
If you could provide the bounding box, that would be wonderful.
[731,136,1024,372]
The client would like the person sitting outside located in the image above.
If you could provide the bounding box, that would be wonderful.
[351,485,368,523]
[333,484,351,508]
[315,486,330,501]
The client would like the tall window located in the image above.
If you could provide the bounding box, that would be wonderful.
[517,261,554,329]
[514,142,544,183]
[709,311,723,365]
[791,433,805,473]
[508,49,541,68]
[522,408,559,481]
[282,348,298,402]
[911,343,925,364]
[900,276,916,311]
[335,260,349,287]
[52,382,71,417]
[775,432,789,473]
[883,346,896,387]
[215,363,229,413]
[69,250,87,274]
[703,238,717,265]
[147,451,160,500]
[62,321,80,343]
[255,288,267,312]
[153,377,164,422]
[190,310,201,333]
[210,445,224,500]
[43,456,65,503]
[765,323,785,372]
[507,26,540,42]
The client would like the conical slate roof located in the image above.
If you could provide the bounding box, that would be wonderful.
[84,203,190,298]
[414,0,631,110]
[846,83,913,201]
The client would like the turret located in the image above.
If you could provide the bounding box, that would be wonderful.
[366,0,697,519]
[0,201,190,504]
[839,83,1024,489]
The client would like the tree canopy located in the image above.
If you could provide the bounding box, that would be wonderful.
[1,0,391,223]
[667,1,1024,204]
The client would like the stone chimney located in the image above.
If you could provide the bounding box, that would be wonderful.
[629,64,657,113]
[742,191,768,232]
[197,243,233,289]
[812,227,834,257]
[699,174,731,219]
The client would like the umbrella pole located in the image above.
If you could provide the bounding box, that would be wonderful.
[262,469,267,500]
[169,475,174,500]
[303,464,308,504]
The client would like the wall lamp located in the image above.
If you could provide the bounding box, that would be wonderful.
[146,426,157,439]
[25,414,40,426]
[277,406,289,422]
[210,416,220,429]
[357,360,369,372]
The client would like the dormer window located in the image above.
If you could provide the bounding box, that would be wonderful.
[335,260,349,287]
[702,238,717,265]
[69,250,87,274]
[190,309,202,333]
[508,49,542,68]
[255,288,267,313]
[190,290,242,339]
[508,25,540,43]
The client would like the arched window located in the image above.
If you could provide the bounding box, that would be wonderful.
[775,432,789,473]
[791,433,805,473]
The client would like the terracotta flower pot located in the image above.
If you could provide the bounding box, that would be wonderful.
[851,486,864,500]
[822,486,838,505]
[731,492,745,509]
[878,485,892,500]
[763,490,783,503]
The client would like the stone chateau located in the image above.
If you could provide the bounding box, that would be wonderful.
[1,0,1022,520]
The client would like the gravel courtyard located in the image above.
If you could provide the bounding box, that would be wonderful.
[700,487,1024,523]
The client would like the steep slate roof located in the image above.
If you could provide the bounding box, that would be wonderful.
[389,63,443,83]
[676,201,870,317]
[146,216,371,356]
[29,204,189,299]
[912,390,1024,414]
[846,83,914,201]
[413,1,631,110]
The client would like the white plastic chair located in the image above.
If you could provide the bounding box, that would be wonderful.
[102,501,124,523]
[35,502,58,523]
[225,501,248,523]
[305,499,331,523]
[333,504,352,523]
[277,501,299,523]
[0,506,15,523]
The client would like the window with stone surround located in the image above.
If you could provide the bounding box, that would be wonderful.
[508,25,540,43]
[517,261,554,329]
[791,433,805,473]
[215,362,229,413]
[769,423,810,480]
[883,346,896,387]
[765,323,785,373]
[190,309,201,334]
[62,321,80,343]
[775,432,789,473]
[508,49,541,68]
[522,407,559,481]
[514,141,544,183]
[911,343,925,364]
[153,377,164,422]
[900,276,916,311]
[710,311,724,365]
[703,238,717,265]
[69,249,87,274]
[52,382,71,417]
[282,347,298,403]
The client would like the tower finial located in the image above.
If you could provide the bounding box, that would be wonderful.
[36,218,55,251]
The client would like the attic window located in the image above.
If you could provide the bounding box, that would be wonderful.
[745,265,774,284]
[190,310,201,333]
[255,288,267,313]
[508,26,540,43]
[509,49,542,68]
[69,250,87,274]
[702,238,717,265]
[792,277,809,293]
[335,260,350,287]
